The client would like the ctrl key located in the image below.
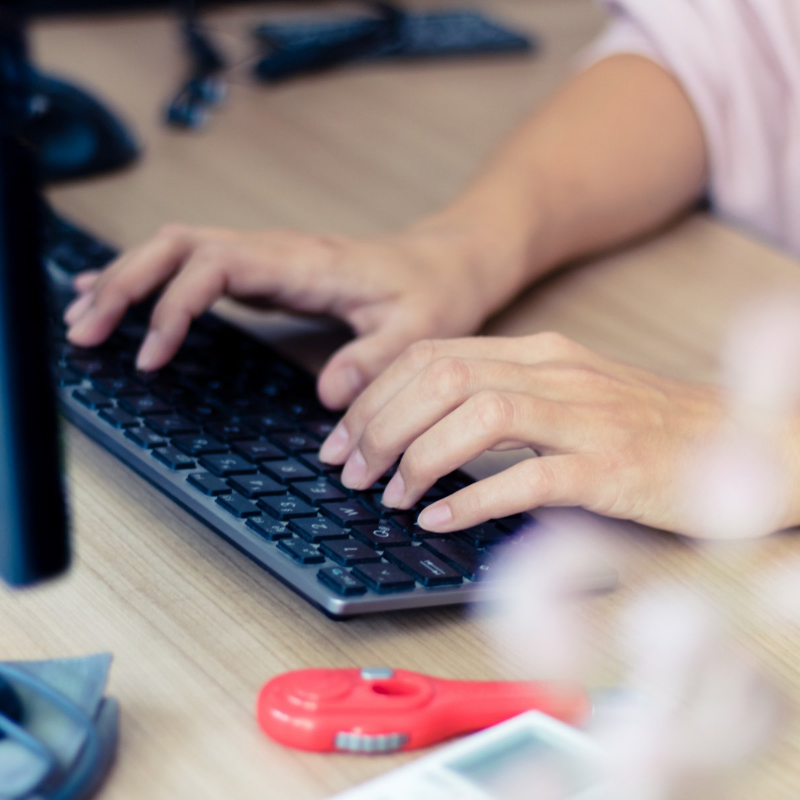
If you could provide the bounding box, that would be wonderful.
[318,567,367,597]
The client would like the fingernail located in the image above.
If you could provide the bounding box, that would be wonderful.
[341,448,368,489]
[136,331,161,371]
[381,472,406,507]
[319,422,350,464]
[63,292,94,325]
[66,306,100,342]
[418,503,453,531]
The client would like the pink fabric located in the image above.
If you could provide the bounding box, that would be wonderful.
[586,1,800,258]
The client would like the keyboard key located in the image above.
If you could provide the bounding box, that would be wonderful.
[172,434,228,456]
[422,538,496,581]
[227,474,284,498]
[385,546,463,587]
[205,422,255,442]
[125,427,168,448]
[350,522,411,550]
[291,478,347,506]
[92,376,146,397]
[55,366,81,386]
[305,419,337,441]
[146,414,201,436]
[119,394,172,415]
[152,446,196,471]
[260,459,316,484]
[72,389,113,410]
[232,439,284,462]
[320,538,382,566]
[246,516,292,541]
[317,566,367,597]
[257,495,317,521]
[98,407,140,429]
[199,453,258,477]
[289,516,348,543]
[456,523,511,548]
[320,501,379,528]
[67,357,115,377]
[241,412,294,435]
[298,452,339,474]
[216,493,261,518]
[270,431,318,454]
[277,538,325,565]
[187,472,230,496]
[352,562,415,593]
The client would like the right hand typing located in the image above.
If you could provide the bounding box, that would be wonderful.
[64,221,500,410]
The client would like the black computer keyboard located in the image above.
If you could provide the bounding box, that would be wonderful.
[43,210,540,617]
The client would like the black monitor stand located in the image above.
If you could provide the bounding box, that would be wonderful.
[0,13,70,586]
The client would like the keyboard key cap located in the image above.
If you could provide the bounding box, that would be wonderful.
[291,478,347,506]
[119,394,172,415]
[227,474,284,498]
[278,538,326,565]
[206,421,256,442]
[92,376,146,397]
[232,439,284,462]
[260,459,315,484]
[98,407,140,429]
[152,446,196,471]
[146,414,201,436]
[246,516,292,541]
[305,419,337,441]
[456,523,511,548]
[320,538,382,566]
[216,492,261,518]
[350,522,411,550]
[385,546,463,587]
[317,566,367,597]
[55,366,81,386]
[187,472,230,496]
[352,562,415,593]
[199,453,258,477]
[320,501,379,528]
[257,495,317,521]
[72,389,113,410]
[298,452,339,474]
[241,412,294,435]
[270,432,318,454]
[172,434,228,456]
[125,427,168,448]
[68,357,115,377]
[289,516,348,543]
[422,538,496,581]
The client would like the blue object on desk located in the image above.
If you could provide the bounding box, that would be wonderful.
[0,654,119,800]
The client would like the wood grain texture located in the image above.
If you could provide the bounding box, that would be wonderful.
[1,2,797,797]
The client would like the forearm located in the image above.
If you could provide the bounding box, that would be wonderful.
[420,55,709,315]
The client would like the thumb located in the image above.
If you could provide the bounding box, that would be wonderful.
[317,323,418,410]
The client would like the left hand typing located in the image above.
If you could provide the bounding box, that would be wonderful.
[318,332,784,538]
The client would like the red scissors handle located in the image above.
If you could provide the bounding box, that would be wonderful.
[257,667,591,753]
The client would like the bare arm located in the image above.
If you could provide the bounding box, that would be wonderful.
[427,54,709,315]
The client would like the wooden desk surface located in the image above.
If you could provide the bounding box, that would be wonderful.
[3,2,799,797]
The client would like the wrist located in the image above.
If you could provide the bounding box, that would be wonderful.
[408,197,549,322]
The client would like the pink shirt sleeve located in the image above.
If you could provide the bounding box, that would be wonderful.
[583,0,800,259]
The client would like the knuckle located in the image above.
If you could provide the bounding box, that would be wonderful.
[529,331,579,359]
[455,486,489,520]
[522,457,558,499]
[471,391,515,435]
[360,420,390,457]
[404,339,439,372]
[423,356,471,402]
[399,445,428,485]
[193,240,231,266]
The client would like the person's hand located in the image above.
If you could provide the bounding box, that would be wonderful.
[319,332,798,538]
[64,219,512,410]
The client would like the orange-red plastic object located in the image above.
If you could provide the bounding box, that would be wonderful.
[257,667,591,753]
